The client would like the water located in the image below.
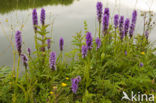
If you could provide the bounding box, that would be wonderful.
[0,0,156,66]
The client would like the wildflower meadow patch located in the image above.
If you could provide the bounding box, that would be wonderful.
[0,1,156,103]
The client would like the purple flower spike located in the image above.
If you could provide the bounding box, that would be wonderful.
[82,45,88,58]
[129,23,135,38]
[102,14,109,35]
[96,37,101,50]
[15,31,22,56]
[59,37,64,51]
[71,76,81,94]
[49,52,56,70]
[96,2,103,23]
[40,8,45,26]
[120,31,125,40]
[47,39,51,49]
[132,10,137,25]
[27,48,31,56]
[129,10,137,38]
[119,16,124,35]
[21,54,28,68]
[140,62,144,67]
[32,9,38,32]
[114,14,119,29]
[86,32,93,50]
[124,18,130,36]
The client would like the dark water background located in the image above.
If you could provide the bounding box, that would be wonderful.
[0,0,156,66]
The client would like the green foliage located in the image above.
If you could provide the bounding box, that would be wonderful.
[0,66,11,80]
[0,66,13,103]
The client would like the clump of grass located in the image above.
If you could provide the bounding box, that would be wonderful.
[0,2,156,103]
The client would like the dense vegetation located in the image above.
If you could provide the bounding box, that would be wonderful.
[0,0,74,14]
[0,2,156,103]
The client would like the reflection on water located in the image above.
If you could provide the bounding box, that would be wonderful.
[0,0,74,14]
[0,0,156,66]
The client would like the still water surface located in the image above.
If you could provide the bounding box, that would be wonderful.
[0,0,156,66]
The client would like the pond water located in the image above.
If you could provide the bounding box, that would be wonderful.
[0,0,156,66]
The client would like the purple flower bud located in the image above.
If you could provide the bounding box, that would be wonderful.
[49,52,56,70]
[32,9,38,32]
[140,62,144,67]
[125,51,127,56]
[96,37,101,50]
[40,8,45,26]
[102,14,109,35]
[145,31,149,39]
[81,45,88,58]
[71,76,81,94]
[119,16,124,35]
[77,76,81,82]
[27,48,31,56]
[86,32,93,50]
[40,47,45,52]
[47,39,51,49]
[21,54,28,68]
[124,18,130,36]
[15,31,22,56]
[59,37,64,51]
[96,2,103,23]
[114,14,119,29]
[104,8,110,18]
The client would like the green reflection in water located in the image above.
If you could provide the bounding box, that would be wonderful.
[1,0,74,14]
